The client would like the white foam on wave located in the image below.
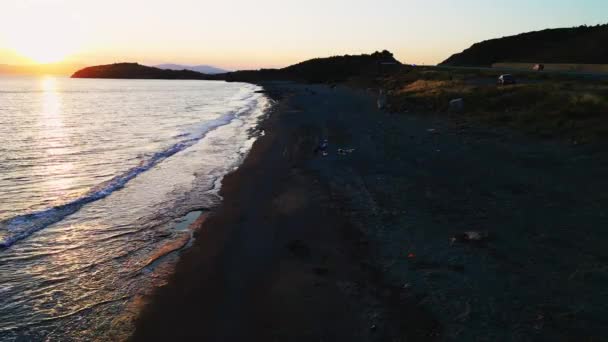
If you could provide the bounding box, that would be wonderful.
[0,88,267,248]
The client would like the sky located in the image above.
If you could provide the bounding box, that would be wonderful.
[0,0,607,70]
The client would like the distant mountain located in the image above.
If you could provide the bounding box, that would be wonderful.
[72,51,402,82]
[154,64,228,74]
[441,24,608,67]
[71,63,214,80]
[0,63,84,76]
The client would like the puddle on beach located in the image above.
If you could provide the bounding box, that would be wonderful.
[174,210,205,231]
[108,209,208,340]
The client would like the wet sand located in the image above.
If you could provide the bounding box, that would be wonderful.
[133,82,608,341]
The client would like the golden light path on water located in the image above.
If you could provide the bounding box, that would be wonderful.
[39,77,77,202]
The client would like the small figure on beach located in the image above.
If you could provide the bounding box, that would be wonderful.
[377,89,387,109]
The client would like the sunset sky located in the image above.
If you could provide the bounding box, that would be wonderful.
[1,0,606,70]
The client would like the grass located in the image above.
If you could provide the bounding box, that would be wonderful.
[377,67,608,143]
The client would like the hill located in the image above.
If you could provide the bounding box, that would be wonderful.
[71,63,213,80]
[154,64,228,74]
[441,24,608,67]
[71,51,401,82]
[224,50,401,83]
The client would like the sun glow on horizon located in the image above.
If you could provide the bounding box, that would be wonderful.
[11,45,73,64]
[7,28,80,64]
[2,3,85,65]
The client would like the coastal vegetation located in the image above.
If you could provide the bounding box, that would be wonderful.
[222,50,400,83]
[378,67,608,143]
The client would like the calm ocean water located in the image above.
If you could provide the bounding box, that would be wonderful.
[0,76,269,340]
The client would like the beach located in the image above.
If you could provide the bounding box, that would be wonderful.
[3,1,607,340]
[132,82,608,341]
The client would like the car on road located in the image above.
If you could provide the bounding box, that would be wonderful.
[498,74,516,85]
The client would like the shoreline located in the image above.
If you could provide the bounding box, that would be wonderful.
[0,78,275,341]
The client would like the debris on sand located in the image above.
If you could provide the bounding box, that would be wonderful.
[337,148,355,155]
[450,231,489,244]
[314,139,329,155]
[463,231,487,241]
[449,98,464,112]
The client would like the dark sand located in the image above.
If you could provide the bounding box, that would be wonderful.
[133,83,608,341]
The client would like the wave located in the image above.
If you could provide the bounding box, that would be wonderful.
[0,99,260,248]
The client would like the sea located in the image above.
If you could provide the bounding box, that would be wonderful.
[0,76,270,340]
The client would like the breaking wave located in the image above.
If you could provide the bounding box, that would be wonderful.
[0,102,257,248]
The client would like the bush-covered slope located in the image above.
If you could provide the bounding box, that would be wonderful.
[441,24,608,67]
[224,50,401,83]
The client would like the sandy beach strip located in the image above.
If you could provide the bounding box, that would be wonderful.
[130,83,439,341]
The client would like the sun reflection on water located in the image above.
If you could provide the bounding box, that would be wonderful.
[38,76,76,198]
[41,76,60,119]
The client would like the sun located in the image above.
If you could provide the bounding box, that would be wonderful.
[9,31,78,64]
[4,9,83,65]
[15,44,72,64]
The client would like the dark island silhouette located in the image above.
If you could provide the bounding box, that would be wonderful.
[441,24,608,67]
[71,62,215,80]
